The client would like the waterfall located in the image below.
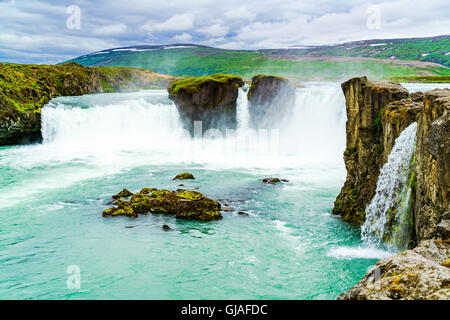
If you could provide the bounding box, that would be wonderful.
[236,87,250,130]
[361,122,417,251]
[37,85,346,169]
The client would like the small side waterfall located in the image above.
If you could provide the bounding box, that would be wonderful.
[361,122,417,251]
[236,87,250,130]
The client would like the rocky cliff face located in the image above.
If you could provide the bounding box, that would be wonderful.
[338,239,450,300]
[167,74,244,134]
[332,76,409,224]
[335,77,450,300]
[247,75,295,128]
[414,89,450,241]
[0,62,174,145]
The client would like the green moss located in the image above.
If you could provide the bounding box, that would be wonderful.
[112,188,133,200]
[409,153,417,192]
[177,190,204,200]
[374,107,384,132]
[167,73,243,97]
[150,190,173,198]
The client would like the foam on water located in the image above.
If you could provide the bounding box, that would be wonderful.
[327,246,394,260]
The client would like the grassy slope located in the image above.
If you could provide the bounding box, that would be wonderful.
[0,62,173,117]
[70,37,450,82]
[285,36,450,67]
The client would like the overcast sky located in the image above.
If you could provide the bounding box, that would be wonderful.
[1,0,449,64]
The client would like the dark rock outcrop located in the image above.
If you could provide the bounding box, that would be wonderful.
[338,240,450,300]
[167,74,244,134]
[332,76,410,224]
[334,77,450,300]
[0,62,175,145]
[414,89,450,241]
[262,178,289,184]
[103,188,222,221]
[247,75,295,128]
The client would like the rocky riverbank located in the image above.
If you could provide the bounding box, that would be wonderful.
[334,76,450,299]
[0,62,175,145]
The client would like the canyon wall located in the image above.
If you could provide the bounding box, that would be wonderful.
[335,77,450,300]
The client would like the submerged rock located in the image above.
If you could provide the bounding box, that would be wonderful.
[102,188,222,221]
[173,172,195,180]
[167,74,244,134]
[337,240,450,300]
[262,178,288,184]
[162,224,171,231]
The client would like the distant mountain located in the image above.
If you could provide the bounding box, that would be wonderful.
[68,35,450,81]
[284,35,450,67]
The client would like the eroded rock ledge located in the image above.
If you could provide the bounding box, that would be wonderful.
[247,75,295,127]
[167,74,244,133]
[334,77,450,299]
[0,62,175,145]
[332,77,410,224]
[338,240,450,300]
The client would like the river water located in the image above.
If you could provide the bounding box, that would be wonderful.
[0,82,445,299]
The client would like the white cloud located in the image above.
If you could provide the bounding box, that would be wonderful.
[224,6,256,21]
[0,0,449,63]
[93,23,127,36]
[172,32,192,42]
[198,24,229,37]
[142,14,194,33]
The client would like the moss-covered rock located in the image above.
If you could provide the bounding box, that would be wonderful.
[167,73,244,134]
[102,188,222,221]
[112,188,133,200]
[173,172,195,180]
[338,240,450,300]
[0,62,175,145]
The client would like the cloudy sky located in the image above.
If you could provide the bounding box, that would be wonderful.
[1,0,449,64]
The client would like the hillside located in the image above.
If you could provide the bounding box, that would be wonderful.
[68,36,450,82]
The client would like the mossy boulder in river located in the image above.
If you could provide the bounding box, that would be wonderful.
[173,172,195,180]
[167,74,244,134]
[103,188,222,221]
[247,75,296,128]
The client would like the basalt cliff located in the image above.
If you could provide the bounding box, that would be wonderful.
[0,62,175,145]
[334,76,449,299]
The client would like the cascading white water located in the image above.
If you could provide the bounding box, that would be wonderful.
[38,84,346,169]
[236,87,250,130]
[361,122,417,251]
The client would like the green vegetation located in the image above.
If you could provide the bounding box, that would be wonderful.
[0,62,94,114]
[68,37,450,81]
[0,62,173,124]
[391,75,450,83]
[167,73,243,96]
